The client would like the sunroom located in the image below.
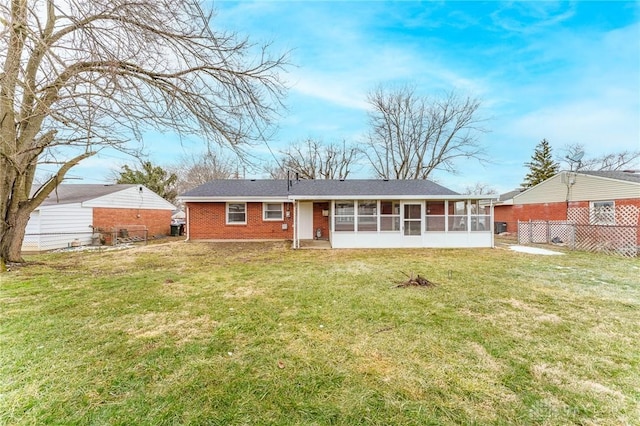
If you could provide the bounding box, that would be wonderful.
[292,196,495,249]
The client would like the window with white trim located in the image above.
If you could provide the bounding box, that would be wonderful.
[590,201,615,225]
[226,203,246,224]
[357,200,377,231]
[334,201,355,231]
[380,200,400,231]
[263,203,283,221]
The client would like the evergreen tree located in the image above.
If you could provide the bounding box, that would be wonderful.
[522,139,559,188]
[116,161,178,203]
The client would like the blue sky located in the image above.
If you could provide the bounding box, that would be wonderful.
[69,1,640,194]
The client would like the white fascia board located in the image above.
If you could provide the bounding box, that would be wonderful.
[179,196,289,203]
[289,195,499,201]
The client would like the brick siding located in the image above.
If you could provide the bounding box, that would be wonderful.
[186,202,294,240]
[494,199,640,232]
[92,208,171,236]
[312,202,330,240]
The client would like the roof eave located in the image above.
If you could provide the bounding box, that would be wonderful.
[182,194,498,202]
[180,196,290,203]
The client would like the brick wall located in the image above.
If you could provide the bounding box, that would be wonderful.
[494,198,640,232]
[92,208,172,236]
[186,202,294,240]
[313,202,330,240]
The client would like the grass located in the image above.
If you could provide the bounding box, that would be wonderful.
[1,241,639,425]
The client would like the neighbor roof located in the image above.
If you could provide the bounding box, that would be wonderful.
[180,179,483,201]
[497,189,524,202]
[38,184,139,206]
[578,170,640,184]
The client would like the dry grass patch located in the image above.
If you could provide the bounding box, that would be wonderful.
[117,312,218,345]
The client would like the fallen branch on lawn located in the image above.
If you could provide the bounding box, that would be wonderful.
[395,272,437,288]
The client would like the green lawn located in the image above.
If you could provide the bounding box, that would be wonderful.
[1,241,639,425]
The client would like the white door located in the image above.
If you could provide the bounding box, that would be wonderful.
[402,202,422,236]
[298,202,314,239]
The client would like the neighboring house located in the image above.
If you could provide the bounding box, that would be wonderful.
[180,179,498,249]
[494,171,640,232]
[22,184,176,251]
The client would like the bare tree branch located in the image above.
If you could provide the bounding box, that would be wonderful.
[0,0,289,263]
[169,149,240,197]
[559,143,640,172]
[271,138,361,180]
[364,85,488,179]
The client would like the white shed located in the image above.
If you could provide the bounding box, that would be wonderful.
[22,184,176,252]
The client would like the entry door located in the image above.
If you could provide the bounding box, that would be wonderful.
[403,203,422,236]
[298,202,314,239]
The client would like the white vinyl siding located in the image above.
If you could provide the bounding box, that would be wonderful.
[516,172,640,204]
[22,203,93,251]
[83,186,175,210]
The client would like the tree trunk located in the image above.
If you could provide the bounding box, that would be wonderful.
[0,204,31,263]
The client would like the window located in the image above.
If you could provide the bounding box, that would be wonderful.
[263,203,283,221]
[468,200,488,232]
[227,203,246,224]
[590,201,615,225]
[334,201,355,231]
[425,201,445,232]
[380,200,400,231]
[448,201,467,231]
[403,203,422,235]
[357,201,377,231]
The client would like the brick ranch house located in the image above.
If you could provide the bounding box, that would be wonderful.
[180,179,498,249]
[494,171,640,243]
[22,184,176,251]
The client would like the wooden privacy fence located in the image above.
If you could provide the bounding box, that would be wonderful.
[517,206,639,258]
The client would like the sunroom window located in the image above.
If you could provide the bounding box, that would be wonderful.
[380,200,400,231]
[357,201,377,231]
[334,201,355,231]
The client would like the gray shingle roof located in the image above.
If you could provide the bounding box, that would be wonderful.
[578,170,640,184]
[181,179,460,198]
[39,184,138,206]
[498,189,524,202]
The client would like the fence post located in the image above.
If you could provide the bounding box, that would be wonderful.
[546,220,550,244]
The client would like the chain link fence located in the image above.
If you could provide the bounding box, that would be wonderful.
[22,225,148,252]
[517,205,639,258]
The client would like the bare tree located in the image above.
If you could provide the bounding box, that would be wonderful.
[559,144,640,171]
[463,182,497,195]
[270,138,361,180]
[364,85,487,180]
[170,149,239,196]
[263,162,290,180]
[0,0,288,264]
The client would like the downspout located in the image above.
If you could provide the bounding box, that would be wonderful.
[185,205,190,241]
[292,200,298,249]
[490,199,495,248]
